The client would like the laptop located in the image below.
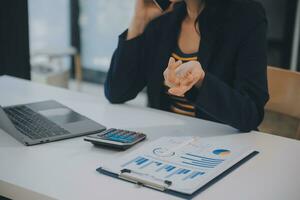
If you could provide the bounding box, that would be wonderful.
[0,100,106,146]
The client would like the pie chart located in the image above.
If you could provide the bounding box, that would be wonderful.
[213,149,231,156]
[153,147,175,157]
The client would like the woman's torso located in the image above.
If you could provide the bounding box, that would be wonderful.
[145,1,267,123]
[164,16,201,117]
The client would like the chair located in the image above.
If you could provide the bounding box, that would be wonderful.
[31,47,82,90]
[259,66,300,140]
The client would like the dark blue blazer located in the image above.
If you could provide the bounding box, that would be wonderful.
[105,0,269,132]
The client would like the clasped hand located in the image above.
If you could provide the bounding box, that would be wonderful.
[163,57,205,97]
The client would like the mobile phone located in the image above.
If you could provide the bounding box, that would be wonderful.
[153,0,171,11]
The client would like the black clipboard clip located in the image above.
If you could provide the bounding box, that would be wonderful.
[119,168,172,191]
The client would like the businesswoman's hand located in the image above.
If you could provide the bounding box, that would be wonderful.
[164,58,205,97]
[163,57,182,88]
[127,0,179,40]
[127,0,174,40]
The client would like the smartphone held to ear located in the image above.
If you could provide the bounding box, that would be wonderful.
[153,0,171,11]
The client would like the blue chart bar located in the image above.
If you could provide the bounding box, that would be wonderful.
[156,164,176,172]
[139,161,153,169]
[190,171,205,179]
[177,169,184,175]
[186,153,224,162]
[140,161,163,169]
[165,168,190,178]
[121,156,142,167]
[136,157,149,165]
[181,156,221,164]
[165,165,176,172]
[155,165,166,172]
[183,171,205,181]
[181,153,224,169]
[165,169,181,178]
[182,161,215,168]
[178,169,190,174]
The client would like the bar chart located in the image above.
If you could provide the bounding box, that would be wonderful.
[120,155,206,182]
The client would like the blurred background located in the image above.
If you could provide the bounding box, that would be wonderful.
[1,0,299,86]
[1,0,299,83]
[0,0,299,139]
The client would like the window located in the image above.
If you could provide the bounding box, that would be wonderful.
[28,0,70,53]
[79,0,134,72]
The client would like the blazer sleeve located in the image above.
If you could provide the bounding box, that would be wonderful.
[104,27,153,103]
[186,13,269,132]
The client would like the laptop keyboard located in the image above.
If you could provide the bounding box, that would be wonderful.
[4,105,70,140]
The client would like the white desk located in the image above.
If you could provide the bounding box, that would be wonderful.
[0,75,300,200]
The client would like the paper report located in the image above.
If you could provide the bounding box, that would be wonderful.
[100,136,256,195]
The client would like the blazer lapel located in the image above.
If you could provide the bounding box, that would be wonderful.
[197,4,224,71]
[150,3,186,107]
[149,2,225,107]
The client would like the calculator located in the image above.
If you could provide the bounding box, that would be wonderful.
[84,128,146,150]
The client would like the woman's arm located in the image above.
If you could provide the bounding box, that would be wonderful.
[127,0,163,40]
[104,32,146,103]
[105,0,163,103]
[165,3,269,132]
[185,19,269,132]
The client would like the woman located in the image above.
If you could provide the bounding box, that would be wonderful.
[105,0,269,132]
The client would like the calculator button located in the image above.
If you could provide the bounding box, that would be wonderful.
[114,130,124,136]
[109,137,128,143]
[129,133,138,137]
[104,130,118,136]
[105,129,116,133]
[98,129,115,136]
[110,135,121,140]
[121,133,131,138]
[103,132,112,137]
[126,136,135,141]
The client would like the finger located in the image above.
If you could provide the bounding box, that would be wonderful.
[168,59,182,70]
[190,70,205,84]
[165,68,180,85]
[165,79,177,88]
[163,69,168,80]
[193,71,205,87]
[168,72,180,85]
[175,64,193,79]
[165,74,180,87]
[168,85,190,97]
[168,88,185,97]
[166,78,179,88]
[168,88,184,97]
[164,58,182,87]
[167,61,182,85]
[168,57,176,66]
[180,74,194,86]
[165,61,180,79]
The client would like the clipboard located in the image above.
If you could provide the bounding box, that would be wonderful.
[96,136,259,199]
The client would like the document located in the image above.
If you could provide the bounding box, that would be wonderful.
[99,136,257,196]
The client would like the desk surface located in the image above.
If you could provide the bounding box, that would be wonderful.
[0,75,300,200]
